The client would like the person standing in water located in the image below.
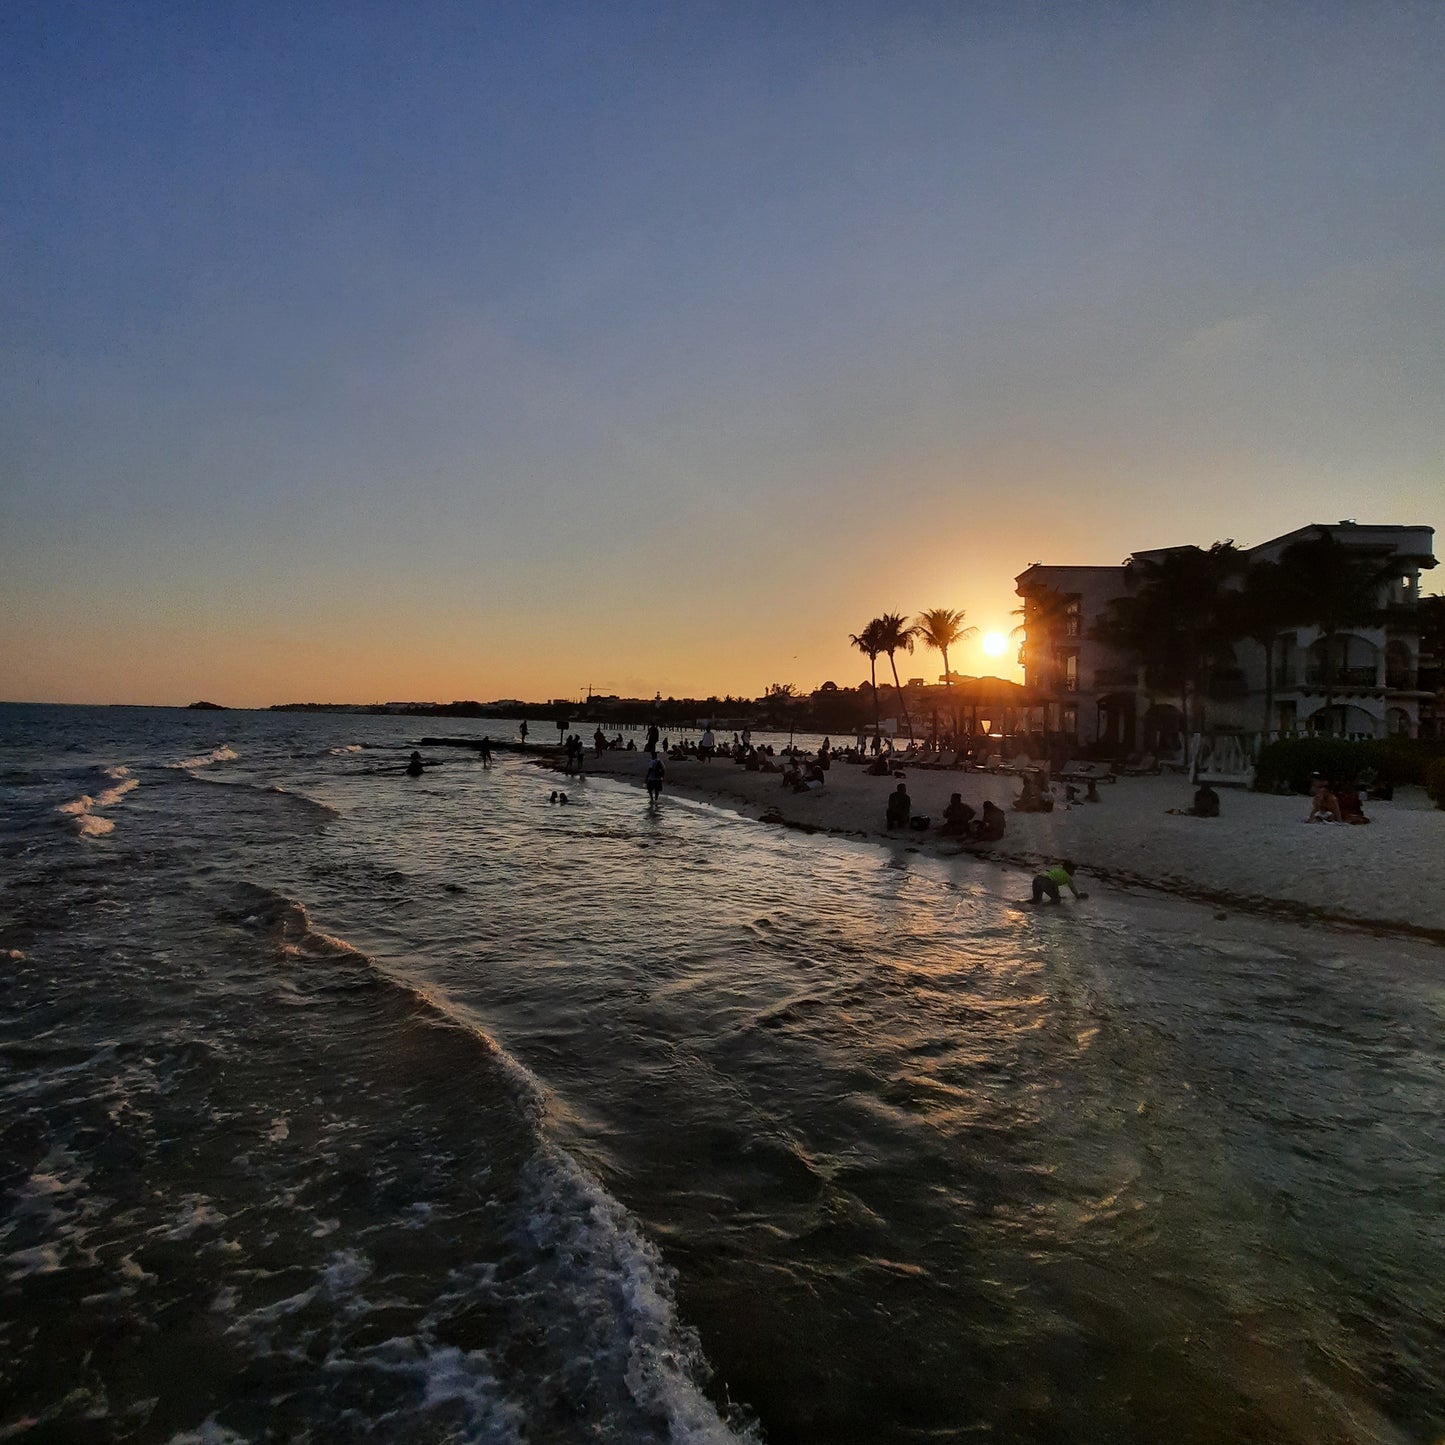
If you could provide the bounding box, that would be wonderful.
[645,753,665,805]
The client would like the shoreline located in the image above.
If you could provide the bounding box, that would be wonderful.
[537,747,1445,946]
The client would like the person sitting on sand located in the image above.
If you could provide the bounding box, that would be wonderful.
[1167,782,1219,817]
[940,793,976,837]
[1026,860,1088,905]
[1307,784,1342,823]
[1014,771,1054,813]
[1336,780,1369,824]
[885,782,911,829]
[405,750,425,777]
[969,800,1006,841]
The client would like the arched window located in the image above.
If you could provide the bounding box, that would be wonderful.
[1384,641,1413,691]
[1306,635,1378,688]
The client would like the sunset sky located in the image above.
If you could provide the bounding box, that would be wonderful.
[3,1,1441,707]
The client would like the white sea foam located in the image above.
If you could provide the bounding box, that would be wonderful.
[167,744,239,770]
[97,777,139,807]
[520,1146,759,1443]
[57,769,139,833]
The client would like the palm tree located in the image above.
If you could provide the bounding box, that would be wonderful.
[1092,542,1244,735]
[849,618,887,744]
[1011,583,1074,691]
[876,612,919,742]
[1275,533,1390,732]
[914,607,978,738]
[1230,558,1296,738]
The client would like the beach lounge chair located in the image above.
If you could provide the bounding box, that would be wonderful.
[1056,760,1117,784]
[1117,753,1160,776]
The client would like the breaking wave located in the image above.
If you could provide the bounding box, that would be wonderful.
[167,745,239,771]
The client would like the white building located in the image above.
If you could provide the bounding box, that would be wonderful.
[1015,522,1437,752]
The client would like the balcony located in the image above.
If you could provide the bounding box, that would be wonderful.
[1304,666,1378,688]
[1385,671,1418,691]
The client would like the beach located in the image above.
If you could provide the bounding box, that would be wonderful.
[6,705,1444,1443]
[570,747,1445,940]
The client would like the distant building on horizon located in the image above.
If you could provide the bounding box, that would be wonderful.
[1015,521,1438,751]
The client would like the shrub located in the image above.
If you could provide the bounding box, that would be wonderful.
[1253,735,1445,794]
[1252,738,1373,794]
[1426,757,1445,810]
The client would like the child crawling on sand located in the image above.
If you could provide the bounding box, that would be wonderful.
[1025,860,1089,905]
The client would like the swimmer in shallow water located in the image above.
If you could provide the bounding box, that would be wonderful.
[405,751,425,778]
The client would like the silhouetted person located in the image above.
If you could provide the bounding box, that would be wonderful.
[940,793,975,837]
[405,751,424,778]
[886,783,911,829]
[970,800,1006,841]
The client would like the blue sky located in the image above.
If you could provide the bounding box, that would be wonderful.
[2,1,1441,705]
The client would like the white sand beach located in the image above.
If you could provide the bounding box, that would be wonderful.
[562,748,1445,939]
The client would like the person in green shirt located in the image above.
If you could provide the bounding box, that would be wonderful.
[1028,860,1088,904]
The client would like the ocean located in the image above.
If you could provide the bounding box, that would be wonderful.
[1,703,1441,1444]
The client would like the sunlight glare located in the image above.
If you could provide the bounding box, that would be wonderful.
[982,632,1007,656]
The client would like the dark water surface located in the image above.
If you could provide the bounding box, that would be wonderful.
[1,705,1441,1443]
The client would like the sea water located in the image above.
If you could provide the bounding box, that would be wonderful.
[1,703,1441,1443]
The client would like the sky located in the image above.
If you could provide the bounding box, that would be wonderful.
[2,0,1442,707]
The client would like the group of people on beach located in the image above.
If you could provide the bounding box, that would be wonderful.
[883,782,1007,843]
[1306,773,1370,824]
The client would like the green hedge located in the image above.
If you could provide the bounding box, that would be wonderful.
[1253,736,1445,794]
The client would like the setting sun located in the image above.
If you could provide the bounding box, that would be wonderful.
[981,632,1007,656]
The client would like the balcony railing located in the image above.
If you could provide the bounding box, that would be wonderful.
[1304,666,1378,687]
[1385,671,1418,691]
